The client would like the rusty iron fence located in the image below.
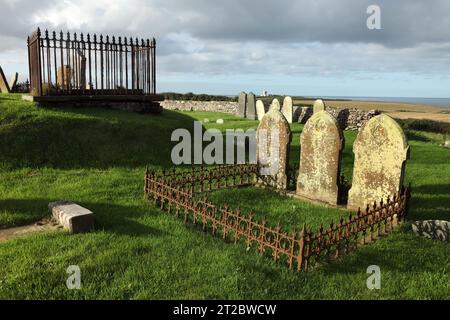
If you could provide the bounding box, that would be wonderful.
[144,165,411,272]
[27,28,156,96]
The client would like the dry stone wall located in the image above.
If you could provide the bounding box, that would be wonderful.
[161,100,380,130]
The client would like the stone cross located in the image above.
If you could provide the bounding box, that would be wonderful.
[256,100,265,120]
[238,92,247,117]
[281,96,293,123]
[246,92,257,119]
[0,66,11,93]
[256,102,292,190]
[347,114,409,211]
[313,99,325,114]
[296,111,344,205]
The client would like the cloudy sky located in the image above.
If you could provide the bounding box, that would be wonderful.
[1,0,450,97]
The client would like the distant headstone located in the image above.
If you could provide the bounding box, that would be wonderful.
[296,111,344,205]
[246,92,257,119]
[9,72,18,92]
[256,102,292,190]
[313,99,325,114]
[57,65,71,89]
[216,118,224,124]
[0,66,11,93]
[49,201,94,234]
[348,114,409,211]
[238,92,247,117]
[281,96,293,123]
[256,100,265,121]
[412,220,450,242]
[270,98,281,111]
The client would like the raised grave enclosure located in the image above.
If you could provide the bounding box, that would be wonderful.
[145,165,411,272]
[26,28,163,113]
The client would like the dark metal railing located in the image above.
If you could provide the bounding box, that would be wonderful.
[27,28,156,96]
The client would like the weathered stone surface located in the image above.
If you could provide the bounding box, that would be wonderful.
[348,114,409,211]
[296,111,344,205]
[313,99,325,114]
[281,96,293,123]
[49,201,94,234]
[57,65,72,88]
[256,100,265,121]
[161,100,238,114]
[256,102,292,190]
[444,140,450,148]
[270,98,281,111]
[238,92,247,117]
[246,92,257,119]
[9,72,18,92]
[0,66,11,93]
[412,220,450,242]
[295,106,313,123]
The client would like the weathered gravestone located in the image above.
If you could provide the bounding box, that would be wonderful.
[246,92,257,119]
[238,92,247,117]
[256,101,291,190]
[270,98,281,111]
[347,114,409,211]
[313,99,325,114]
[57,65,71,88]
[296,111,344,205]
[256,100,265,120]
[281,96,293,123]
[9,72,18,92]
[0,66,11,93]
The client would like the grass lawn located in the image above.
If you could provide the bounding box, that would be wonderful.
[0,93,449,299]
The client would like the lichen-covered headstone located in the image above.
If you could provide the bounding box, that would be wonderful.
[256,100,265,121]
[0,66,11,93]
[246,92,257,119]
[296,111,344,205]
[256,102,291,190]
[238,92,247,117]
[348,114,409,211]
[281,96,293,123]
[313,99,325,114]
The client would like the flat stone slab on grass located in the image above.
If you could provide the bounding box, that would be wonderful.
[412,220,450,242]
[49,201,94,234]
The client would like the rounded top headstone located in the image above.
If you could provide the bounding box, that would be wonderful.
[313,99,325,114]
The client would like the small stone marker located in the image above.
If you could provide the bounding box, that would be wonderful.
[347,114,409,211]
[9,72,18,92]
[281,96,293,123]
[313,99,325,114]
[246,92,257,119]
[49,201,94,234]
[412,220,450,242]
[0,66,11,93]
[296,111,344,205]
[216,118,224,124]
[256,101,292,190]
[256,100,265,120]
[238,92,247,117]
[444,140,450,149]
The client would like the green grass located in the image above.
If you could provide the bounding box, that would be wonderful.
[0,93,449,299]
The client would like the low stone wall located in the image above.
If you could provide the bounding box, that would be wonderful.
[161,100,380,130]
[161,100,238,115]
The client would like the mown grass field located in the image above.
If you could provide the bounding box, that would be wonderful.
[0,93,449,299]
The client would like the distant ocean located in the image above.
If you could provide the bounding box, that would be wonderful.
[319,96,450,109]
